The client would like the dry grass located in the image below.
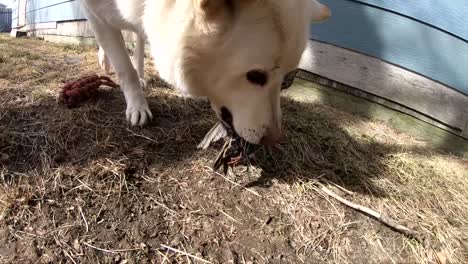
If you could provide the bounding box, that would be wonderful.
[0,34,467,264]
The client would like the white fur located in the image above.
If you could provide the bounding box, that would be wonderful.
[79,0,330,144]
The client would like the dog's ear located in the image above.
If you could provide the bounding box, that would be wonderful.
[309,0,331,22]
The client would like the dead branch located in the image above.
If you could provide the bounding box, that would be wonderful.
[317,184,423,243]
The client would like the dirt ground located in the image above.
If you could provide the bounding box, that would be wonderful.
[0,34,467,264]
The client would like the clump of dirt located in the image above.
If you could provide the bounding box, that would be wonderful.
[0,34,467,264]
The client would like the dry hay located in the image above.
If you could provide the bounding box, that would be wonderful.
[0,34,467,264]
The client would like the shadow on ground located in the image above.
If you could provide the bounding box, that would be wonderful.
[1,84,397,196]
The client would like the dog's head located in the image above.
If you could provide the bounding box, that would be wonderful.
[179,0,330,145]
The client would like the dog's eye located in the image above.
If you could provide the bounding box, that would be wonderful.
[246,70,268,86]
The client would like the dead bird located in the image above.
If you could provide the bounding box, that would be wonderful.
[198,69,299,174]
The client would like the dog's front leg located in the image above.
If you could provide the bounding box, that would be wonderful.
[85,17,152,126]
[98,45,112,74]
[133,33,146,89]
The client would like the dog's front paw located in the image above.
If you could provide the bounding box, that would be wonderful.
[126,94,153,126]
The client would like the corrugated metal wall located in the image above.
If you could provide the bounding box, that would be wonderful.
[25,0,85,24]
[0,8,12,32]
[310,0,468,96]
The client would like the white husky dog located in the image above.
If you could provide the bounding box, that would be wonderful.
[79,0,330,145]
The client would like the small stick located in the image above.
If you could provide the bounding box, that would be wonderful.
[219,210,241,223]
[78,206,89,233]
[328,181,355,195]
[76,178,93,192]
[83,242,142,254]
[157,249,171,264]
[160,244,212,264]
[126,128,159,143]
[205,166,261,197]
[63,250,78,264]
[317,185,422,243]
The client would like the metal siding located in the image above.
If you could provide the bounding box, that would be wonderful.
[350,0,468,41]
[25,0,85,24]
[310,0,468,95]
[26,0,75,12]
[0,9,12,32]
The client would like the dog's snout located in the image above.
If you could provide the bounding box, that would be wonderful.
[260,126,282,146]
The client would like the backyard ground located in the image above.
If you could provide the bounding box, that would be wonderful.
[0,34,467,264]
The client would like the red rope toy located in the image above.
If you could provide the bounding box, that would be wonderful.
[57,74,119,108]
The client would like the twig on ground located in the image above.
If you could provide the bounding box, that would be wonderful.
[146,196,179,216]
[316,184,423,243]
[78,206,89,233]
[156,249,171,264]
[219,210,241,223]
[126,128,159,143]
[328,181,355,195]
[160,244,212,264]
[205,166,261,197]
[83,242,142,254]
[75,178,93,192]
[63,250,78,264]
